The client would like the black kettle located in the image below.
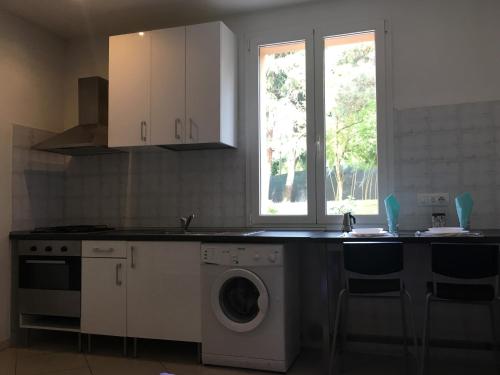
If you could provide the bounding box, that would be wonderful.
[341,212,356,232]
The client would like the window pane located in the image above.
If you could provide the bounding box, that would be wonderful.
[324,32,378,215]
[259,41,307,216]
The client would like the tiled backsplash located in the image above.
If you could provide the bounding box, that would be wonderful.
[11,99,500,230]
[394,100,500,229]
[12,124,246,229]
[11,125,67,230]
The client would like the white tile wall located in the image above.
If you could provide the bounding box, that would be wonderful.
[394,100,500,229]
[11,125,67,230]
[13,99,500,230]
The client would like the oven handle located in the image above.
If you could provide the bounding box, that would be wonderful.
[24,260,66,265]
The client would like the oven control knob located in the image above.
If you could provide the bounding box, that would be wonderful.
[61,246,68,252]
[45,246,53,252]
[30,246,37,252]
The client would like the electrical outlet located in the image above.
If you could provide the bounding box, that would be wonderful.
[417,193,450,206]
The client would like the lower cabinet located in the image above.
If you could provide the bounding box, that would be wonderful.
[126,241,201,342]
[81,257,126,336]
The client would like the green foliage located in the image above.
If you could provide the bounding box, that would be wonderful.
[325,40,378,201]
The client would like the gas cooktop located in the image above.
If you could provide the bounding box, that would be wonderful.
[31,225,114,234]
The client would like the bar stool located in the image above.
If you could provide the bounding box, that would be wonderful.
[421,243,500,375]
[329,241,418,374]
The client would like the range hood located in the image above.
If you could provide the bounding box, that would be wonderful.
[33,76,123,156]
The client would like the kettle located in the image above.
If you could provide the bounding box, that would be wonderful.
[341,212,356,232]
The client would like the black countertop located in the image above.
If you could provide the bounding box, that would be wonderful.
[9,228,500,243]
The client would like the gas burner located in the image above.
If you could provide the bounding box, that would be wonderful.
[31,225,114,234]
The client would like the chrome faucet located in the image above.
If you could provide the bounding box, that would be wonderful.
[180,213,195,232]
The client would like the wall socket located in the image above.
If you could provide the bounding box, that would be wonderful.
[417,193,450,206]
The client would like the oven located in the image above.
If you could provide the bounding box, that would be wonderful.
[17,240,81,318]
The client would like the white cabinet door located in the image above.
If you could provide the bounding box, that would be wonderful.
[150,27,186,146]
[186,22,221,145]
[81,258,126,336]
[186,22,237,147]
[109,32,151,147]
[127,242,201,342]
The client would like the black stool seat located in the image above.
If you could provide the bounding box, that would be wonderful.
[425,281,495,302]
[350,278,402,294]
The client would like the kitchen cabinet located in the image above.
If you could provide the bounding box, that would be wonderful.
[126,241,201,342]
[183,21,237,149]
[81,241,126,337]
[108,32,151,147]
[108,21,236,149]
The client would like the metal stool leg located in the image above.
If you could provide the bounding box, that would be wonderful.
[133,337,138,358]
[405,290,419,362]
[329,289,347,375]
[123,337,127,356]
[400,290,410,373]
[339,291,350,373]
[420,293,432,375]
[87,334,91,354]
[489,302,500,373]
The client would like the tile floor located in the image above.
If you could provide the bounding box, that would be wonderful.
[2,332,498,375]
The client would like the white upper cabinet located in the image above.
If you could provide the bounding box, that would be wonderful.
[109,21,237,150]
[185,22,237,148]
[109,32,151,147]
[150,27,186,145]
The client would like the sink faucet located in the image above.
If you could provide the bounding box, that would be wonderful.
[180,213,195,232]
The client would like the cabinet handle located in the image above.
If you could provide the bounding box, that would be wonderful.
[93,247,114,253]
[140,121,144,141]
[116,263,122,286]
[175,118,181,140]
[131,246,136,268]
[143,121,147,141]
[189,118,193,140]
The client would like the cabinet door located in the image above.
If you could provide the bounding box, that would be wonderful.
[81,258,126,336]
[150,27,186,145]
[186,22,221,144]
[109,32,151,147]
[127,242,201,342]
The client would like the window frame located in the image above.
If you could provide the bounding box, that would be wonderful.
[315,20,393,225]
[246,27,317,225]
[246,20,393,227]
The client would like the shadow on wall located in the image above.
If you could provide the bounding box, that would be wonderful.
[11,124,67,230]
[11,124,247,230]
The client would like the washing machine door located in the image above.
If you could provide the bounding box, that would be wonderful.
[211,268,269,333]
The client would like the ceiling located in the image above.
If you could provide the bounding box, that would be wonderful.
[0,0,322,39]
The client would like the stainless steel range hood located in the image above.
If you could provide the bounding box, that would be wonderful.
[33,76,123,156]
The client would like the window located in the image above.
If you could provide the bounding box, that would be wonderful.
[248,22,390,225]
[259,41,308,216]
[323,32,378,216]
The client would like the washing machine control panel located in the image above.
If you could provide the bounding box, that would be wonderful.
[201,244,283,266]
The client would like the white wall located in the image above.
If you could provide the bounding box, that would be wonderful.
[0,10,66,343]
[225,0,500,110]
[63,0,500,125]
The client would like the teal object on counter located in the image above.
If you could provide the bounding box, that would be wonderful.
[384,194,400,234]
[455,192,473,229]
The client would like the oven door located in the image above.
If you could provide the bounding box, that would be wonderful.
[19,256,81,291]
[18,256,81,317]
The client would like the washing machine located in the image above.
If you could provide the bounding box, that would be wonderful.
[201,243,300,372]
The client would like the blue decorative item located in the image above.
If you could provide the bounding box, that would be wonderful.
[455,192,473,229]
[384,194,400,234]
